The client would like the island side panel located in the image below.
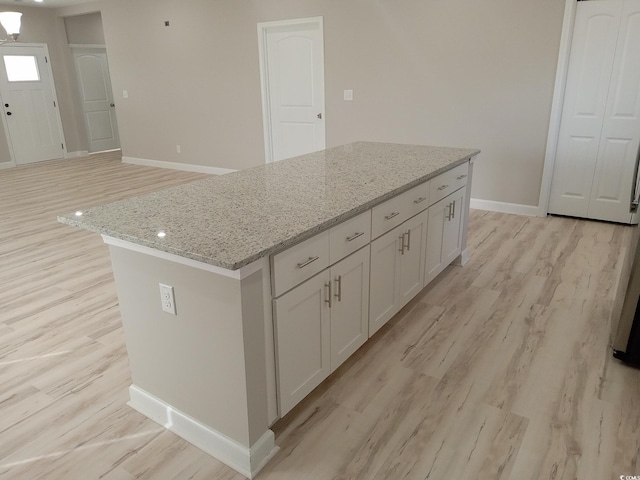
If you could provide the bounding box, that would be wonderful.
[239,267,273,445]
[108,245,265,448]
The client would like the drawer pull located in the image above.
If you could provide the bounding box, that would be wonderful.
[346,231,365,242]
[456,174,467,180]
[297,256,320,269]
[437,184,449,191]
[385,212,400,220]
[413,197,427,204]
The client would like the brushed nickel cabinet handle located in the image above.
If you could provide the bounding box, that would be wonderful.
[325,281,332,308]
[452,200,456,219]
[346,232,364,242]
[297,256,319,269]
[438,185,449,191]
[446,203,452,221]
[414,197,427,204]
[385,212,400,220]
[335,275,342,302]
[456,174,467,180]
[406,229,411,251]
[399,234,406,255]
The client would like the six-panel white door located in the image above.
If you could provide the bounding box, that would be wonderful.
[549,0,640,224]
[0,45,64,165]
[589,0,640,223]
[260,18,326,163]
[73,50,120,153]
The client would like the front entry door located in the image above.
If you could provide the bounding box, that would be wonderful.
[259,17,326,163]
[73,49,120,153]
[0,45,64,165]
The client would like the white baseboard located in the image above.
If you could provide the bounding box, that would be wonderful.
[122,156,236,175]
[470,198,539,217]
[65,150,89,159]
[128,386,278,479]
[0,162,15,169]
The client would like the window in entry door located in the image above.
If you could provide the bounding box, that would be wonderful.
[3,55,40,82]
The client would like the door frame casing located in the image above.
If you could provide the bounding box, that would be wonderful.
[0,43,67,167]
[257,16,325,164]
[538,0,578,217]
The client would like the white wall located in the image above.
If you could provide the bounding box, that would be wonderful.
[64,12,104,45]
[95,0,564,207]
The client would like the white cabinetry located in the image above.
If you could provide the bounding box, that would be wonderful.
[274,270,330,416]
[425,187,466,286]
[275,246,370,415]
[273,160,471,416]
[369,210,427,336]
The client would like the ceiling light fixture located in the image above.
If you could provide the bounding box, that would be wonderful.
[0,11,22,44]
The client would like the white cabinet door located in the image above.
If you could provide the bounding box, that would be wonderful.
[369,226,402,336]
[425,196,447,286]
[442,188,466,265]
[425,188,466,286]
[330,246,370,371]
[398,210,427,308]
[274,271,330,416]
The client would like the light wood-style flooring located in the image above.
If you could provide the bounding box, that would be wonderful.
[1,152,639,479]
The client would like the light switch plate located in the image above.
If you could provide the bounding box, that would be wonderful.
[122,90,129,99]
[344,90,353,101]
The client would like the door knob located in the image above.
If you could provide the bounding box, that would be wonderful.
[4,103,8,108]
[317,112,322,119]
[6,112,11,116]
[110,103,115,107]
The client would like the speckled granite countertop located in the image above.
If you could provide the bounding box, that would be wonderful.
[59,142,480,270]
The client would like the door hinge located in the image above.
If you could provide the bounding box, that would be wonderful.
[61,143,64,149]
[53,100,56,107]
[45,56,48,63]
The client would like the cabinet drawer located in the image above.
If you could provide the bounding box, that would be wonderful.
[329,210,371,264]
[402,181,431,218]
[449,162,469,192]
[429,162,469,205]
[272,231,330,297]
[371,194,409,239]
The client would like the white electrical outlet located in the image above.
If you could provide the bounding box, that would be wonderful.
[176,144,181,154]
[159,283,176,315]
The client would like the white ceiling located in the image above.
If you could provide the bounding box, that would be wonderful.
[0,0,91,7]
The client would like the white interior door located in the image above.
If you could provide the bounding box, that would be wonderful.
[589,0,640,223]
[549,0,640,224]
[259,17,325,163]
[0,45,64,165]
[73,49,120,153]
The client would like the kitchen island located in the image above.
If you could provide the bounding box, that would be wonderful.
[59,142,480,478]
